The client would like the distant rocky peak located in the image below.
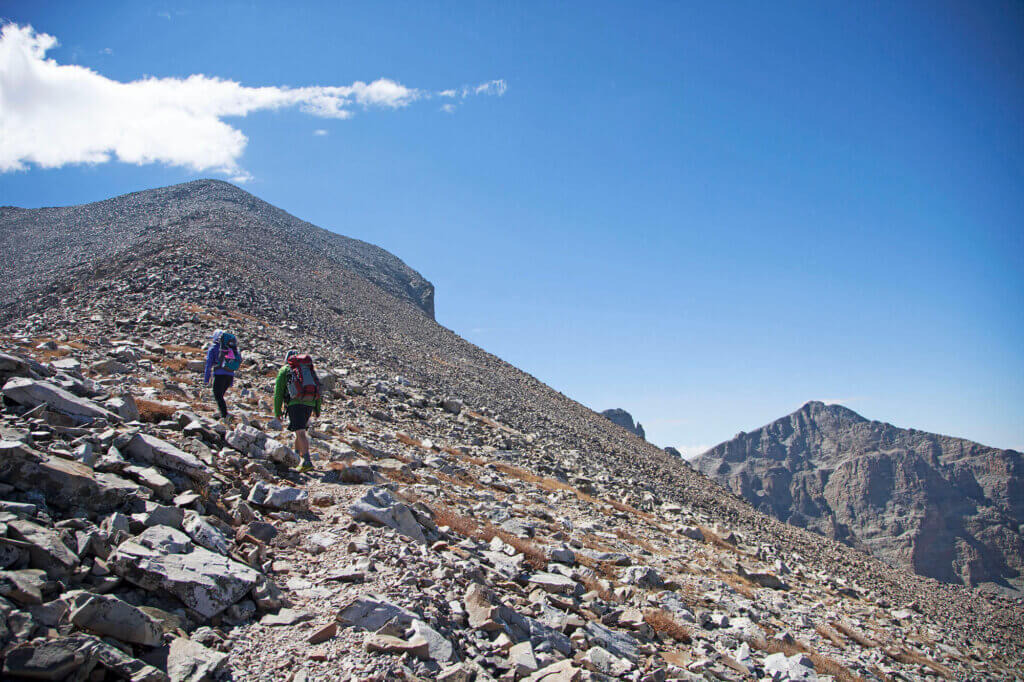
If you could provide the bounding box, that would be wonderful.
[600,408,645,440]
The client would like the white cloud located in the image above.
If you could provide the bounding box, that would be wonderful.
[100,47,113,55]
[0,23,506,178]
[312,129,328,136]
[474,79,507,96]
[440,103,456,114]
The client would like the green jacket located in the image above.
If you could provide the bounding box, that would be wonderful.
[273,365,322,418]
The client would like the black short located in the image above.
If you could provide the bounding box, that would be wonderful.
[286,404,314,432]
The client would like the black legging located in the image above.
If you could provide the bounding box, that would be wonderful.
[212,374,234,418]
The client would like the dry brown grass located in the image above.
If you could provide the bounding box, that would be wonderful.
[697,525,737,552]
[815,622,847,649]
[885,647,953,679]
[719,571,758,600]
[748,637,866,682]
[164,344,203,354]
[160,357,190,372]
[644,608,691,643]
[396,432,422,447]
[136,399,176,423]
[430,504,547,570]
[579,574,616,601]
[831,621,879,648]
[614,527,658,554]
[380,467,419,485]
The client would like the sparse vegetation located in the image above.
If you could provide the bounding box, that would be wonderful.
[885,647,953,679]
[644,608,692,643]
[748,637,867,682]
[136,398,176,423]
[430,503,547,570]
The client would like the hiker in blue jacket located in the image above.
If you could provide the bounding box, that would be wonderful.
[204,330,242,421]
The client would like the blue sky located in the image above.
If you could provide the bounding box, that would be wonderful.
[2,1,1022,454]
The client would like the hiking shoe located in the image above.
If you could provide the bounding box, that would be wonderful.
[296,461,314,473]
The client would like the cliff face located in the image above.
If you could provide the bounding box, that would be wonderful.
[600,408,645,439]
[694,401,1024,591]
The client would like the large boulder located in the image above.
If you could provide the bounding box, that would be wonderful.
[0,440,140,512]
[127,433,212,482]
[69,592,163,646]
[6,519,79,579]
[337,594,452,663]
[247,481,308,511]
[0,352,33,382]
[108,535,261,618]
[168,637,228,681]
[2,377,119,422]
[348,487,426,544]
[107,394,141,422]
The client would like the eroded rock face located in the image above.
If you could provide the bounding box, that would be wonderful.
[599,409,645,440]
[695,400,1024,589]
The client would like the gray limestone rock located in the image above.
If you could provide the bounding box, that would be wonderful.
[247,481,308,511]
[69,592,163,646]
[127,433,212,482]
[168,636,228,682]
[348,487,426,544]
[108,536,261,618]
[2,377,119,422]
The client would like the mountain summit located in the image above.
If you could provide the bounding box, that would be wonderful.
[0,179,435,318]
[694,400,1024,591]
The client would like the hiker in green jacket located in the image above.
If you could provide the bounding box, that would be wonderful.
[274,350,322,472]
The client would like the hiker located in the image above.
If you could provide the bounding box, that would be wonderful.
[203,330,242,421]
[274,350,322,472]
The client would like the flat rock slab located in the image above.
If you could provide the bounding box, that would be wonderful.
[69,592,163,646]
[260,608,313,626]
[109,539,262,618]
[168,637,228,682]
[2,377,118,422]
[247,481,308,510]
[338,594,452,662]
[7,519,79,578]
[0,440,139,512]
[127,433,212,482]
[348,487,426,544]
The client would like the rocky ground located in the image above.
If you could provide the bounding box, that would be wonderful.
[1,260,1022,681]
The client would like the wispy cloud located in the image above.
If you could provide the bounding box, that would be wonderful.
[0,24,506,180]
[312,129,328,136]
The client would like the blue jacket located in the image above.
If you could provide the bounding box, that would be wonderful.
[204,343,235,383]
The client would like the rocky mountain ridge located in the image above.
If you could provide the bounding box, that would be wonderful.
[0,181,1020,680]
[693,401,1024,593]
[0,179,436,318]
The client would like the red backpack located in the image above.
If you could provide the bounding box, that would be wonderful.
[286,354,321,401]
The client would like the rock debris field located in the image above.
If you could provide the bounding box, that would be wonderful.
[0,181,1021,681]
